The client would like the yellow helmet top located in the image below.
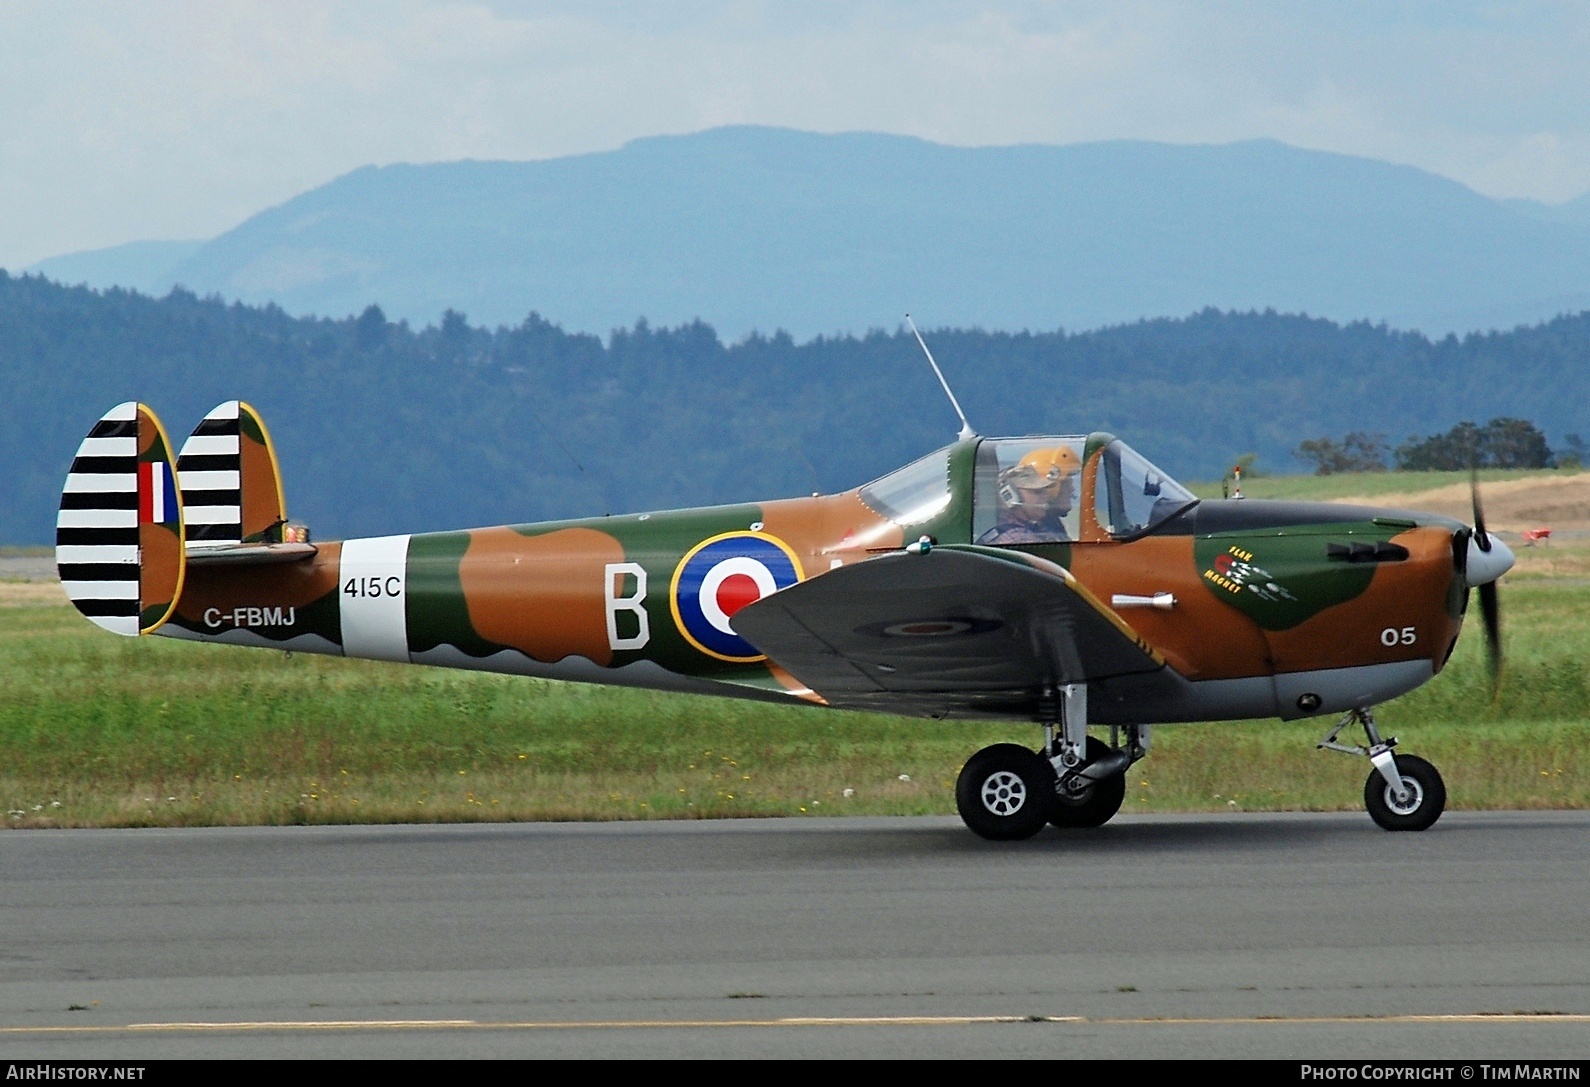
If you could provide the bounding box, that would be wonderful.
[997,446,1081,509]
[1004,446,1080,488]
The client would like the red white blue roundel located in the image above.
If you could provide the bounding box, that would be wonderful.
[671,531,804,662]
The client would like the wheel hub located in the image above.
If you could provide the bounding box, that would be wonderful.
[1384,775,1424,816]
[979,771,1027,816]
[1057,773,1094,801]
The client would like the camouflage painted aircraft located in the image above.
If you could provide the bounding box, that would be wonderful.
[57,397,1512,840]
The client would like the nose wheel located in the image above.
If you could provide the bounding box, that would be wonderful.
[1319,708,1447,831]
[1363,753,1446,831]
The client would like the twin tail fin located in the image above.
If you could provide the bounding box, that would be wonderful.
[177,400,313,566]
[57,402,186,636]
[177,400,289,549]
[58,400,312,636]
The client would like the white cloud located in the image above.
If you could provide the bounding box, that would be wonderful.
[5,0,1590,269]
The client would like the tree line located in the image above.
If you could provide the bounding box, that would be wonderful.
[3,268,1589,542]
[1294,418,1573,474]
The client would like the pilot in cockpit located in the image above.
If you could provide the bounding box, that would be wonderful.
[977,445,1081,545]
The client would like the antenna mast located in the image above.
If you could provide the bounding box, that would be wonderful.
[905,314,975,441]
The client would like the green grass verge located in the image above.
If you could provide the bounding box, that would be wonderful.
[2,580,1584,827]
[1186,467,1582,501]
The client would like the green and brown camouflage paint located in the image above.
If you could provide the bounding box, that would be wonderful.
[157,430,1467,723]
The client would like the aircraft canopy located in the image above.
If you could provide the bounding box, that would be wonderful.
[860,435,1195,544]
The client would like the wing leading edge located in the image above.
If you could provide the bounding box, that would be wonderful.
[732,544,1166,719]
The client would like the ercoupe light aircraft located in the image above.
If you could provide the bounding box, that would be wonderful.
[58,376,1511,840]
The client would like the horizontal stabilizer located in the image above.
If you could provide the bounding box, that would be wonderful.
[184,542,317,566]
[57,402,186,635]
[731,544,1165,717]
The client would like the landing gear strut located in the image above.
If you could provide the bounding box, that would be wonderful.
[1318,707,1447,831]
[954,684,1146,840]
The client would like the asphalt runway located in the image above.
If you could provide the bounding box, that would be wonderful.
[1,812,1586,1059]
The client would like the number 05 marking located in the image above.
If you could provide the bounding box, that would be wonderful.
[1381,626,1416,647]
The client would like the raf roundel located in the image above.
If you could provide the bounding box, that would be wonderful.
[670,531,804,662]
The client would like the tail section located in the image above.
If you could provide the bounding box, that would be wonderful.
[177,400,290,549]
[57,402,186,635]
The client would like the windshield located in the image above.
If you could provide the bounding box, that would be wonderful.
[859,447,952,527]
[973,437,1086,545]
[1092,439,1197,537]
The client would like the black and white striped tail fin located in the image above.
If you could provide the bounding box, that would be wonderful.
[57,402,186,636]
[178,401,243,548]
[178,401,290,551]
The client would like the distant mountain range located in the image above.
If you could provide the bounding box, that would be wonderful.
[26,127,1590,338]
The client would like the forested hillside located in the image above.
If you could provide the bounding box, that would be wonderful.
[2,271,1587,544]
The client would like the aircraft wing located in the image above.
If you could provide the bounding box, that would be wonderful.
[731,544,1165,718]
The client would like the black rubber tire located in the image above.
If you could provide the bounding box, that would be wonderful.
[1049,736,1128,829]
[955,743,1056,841]
[1364,754,1446,831]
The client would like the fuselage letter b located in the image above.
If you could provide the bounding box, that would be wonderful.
[605,562,650,651]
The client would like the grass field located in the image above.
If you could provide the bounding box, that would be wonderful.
[4,470,1586,828]
[1,578,1584,828]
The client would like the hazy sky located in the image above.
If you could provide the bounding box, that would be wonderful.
[5,1,1589,269]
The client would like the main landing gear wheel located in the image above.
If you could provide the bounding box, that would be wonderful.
[1050,736,1127,829]
[1364,754,1446,832]
[955,743,1056,841]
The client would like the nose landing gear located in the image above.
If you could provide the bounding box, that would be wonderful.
[1318,707,1447,831]
[1363,754,1446,830]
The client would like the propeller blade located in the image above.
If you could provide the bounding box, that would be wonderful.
[1466,466,1507,696]
[1478,580,1502,696]
[1471,466,1492,553]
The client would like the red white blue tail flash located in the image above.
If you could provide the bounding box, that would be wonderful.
[139,461,177,526]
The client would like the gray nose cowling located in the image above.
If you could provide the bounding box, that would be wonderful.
[1465,532,1515,587]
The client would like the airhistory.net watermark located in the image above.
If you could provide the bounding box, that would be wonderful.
[5,1067,146,1081]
